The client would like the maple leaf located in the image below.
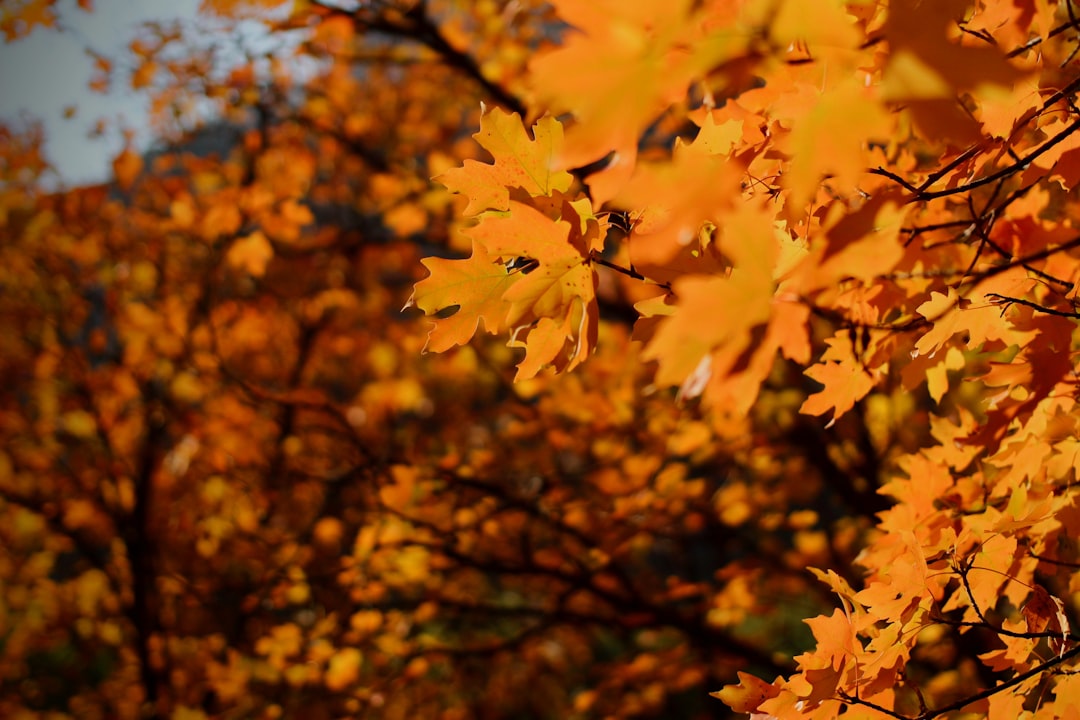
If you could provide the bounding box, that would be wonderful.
[854,531,930,619]
[799,336,876,425]
[1054,672,1080,710]
[405,241,519,353]
[976,76,1043,139]
[436,106,574,216]
[914,268,1043,366]
[778,78,893,208]
[1022,585,1070,656]
[529,0,743,200]
[510,307,594,380]
[638,199,779,386]
[712,671,780,713]
[785,194,906,296]
[803,608,857,669]
[885,0,1027,99]
[529,0,690,165]
[473,211,589,311]
[465,200,599,378]
[883,0,1028,141]
[760,0,861,50]
[617,132,746,269]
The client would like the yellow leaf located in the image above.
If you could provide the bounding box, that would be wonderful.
[349,610,382,635]
[437,107,573,216]
[883,0,1027,101]
[799,345,876,424]
[226,231,274,277]
[782,78,892,207]
[324,648,362,691]
[170,372,204,404]
[883,50,952,100]
[384,203,428,237]
[641,201,777,387]
[692,113,742,156]
[170,196,196,228]
[711,671,780,713]
[61,410,97,439]
[406,240,517,352]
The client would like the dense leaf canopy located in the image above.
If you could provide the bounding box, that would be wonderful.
[4,1,1080,719]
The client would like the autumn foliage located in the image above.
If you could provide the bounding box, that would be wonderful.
[4,0,1080,718]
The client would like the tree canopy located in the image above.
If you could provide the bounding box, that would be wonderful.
[3,1,1080,719]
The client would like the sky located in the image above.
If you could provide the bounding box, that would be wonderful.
[0,0,203,186]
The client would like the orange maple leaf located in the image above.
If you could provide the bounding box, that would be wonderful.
[466,202,590,315]
[466,201,599,378]
[405,241,518,353]
[437,106,573,216]
[779,78,893,208]
[529,0,741,202]
[883,0,1028,142]
[785,194,906,296]
[799,337,876,424]
[884,0,1026,101]
[638,201,783,406]
[510,307,594,380]
[711,671,780,714]
[761,0,861,51]
[617,132,745,269]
